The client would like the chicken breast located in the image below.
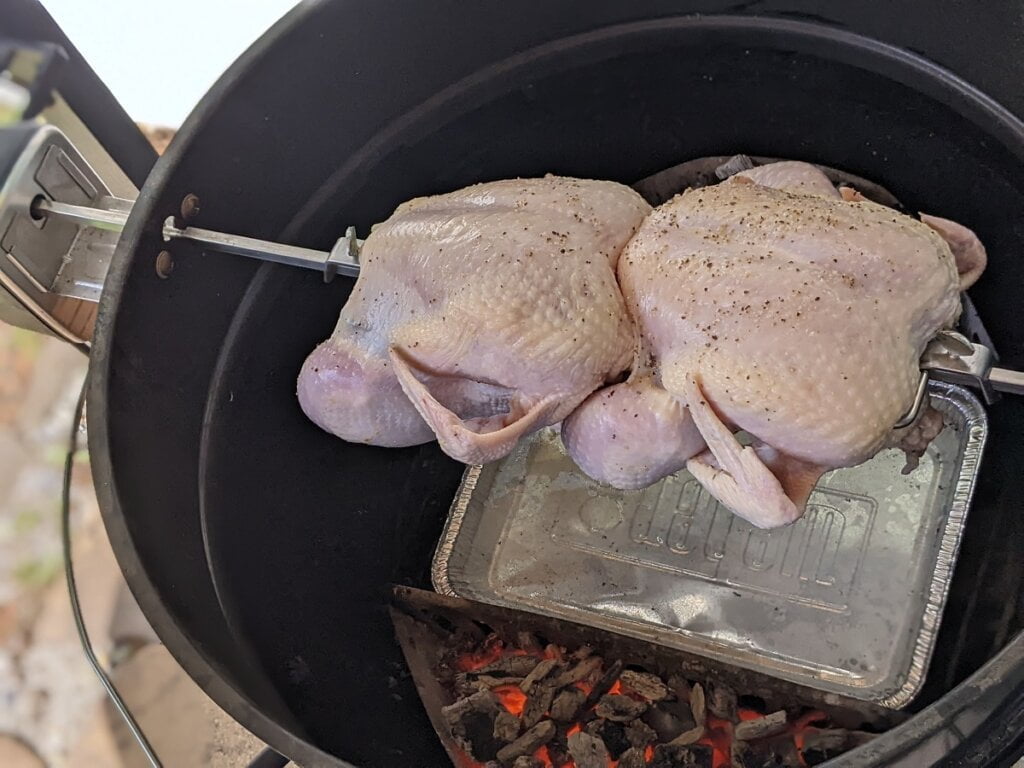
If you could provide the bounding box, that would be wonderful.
[564,162,986,528]
[298,176,651,463]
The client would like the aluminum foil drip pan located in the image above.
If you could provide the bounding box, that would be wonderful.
[432,381,987,708]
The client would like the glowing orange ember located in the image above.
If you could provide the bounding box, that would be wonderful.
[543,645,564,662]
[534,745,554,767]
[532,745,577,768]
[452,637,838,768]
[574,680,595,700]
[793,710,827,730]
[697,715,734,768]
[792,711,828,750]
[456,637,505,671]
[492,684,527,716]
[791,710,829,766]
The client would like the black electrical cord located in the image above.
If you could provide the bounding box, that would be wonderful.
[62,376,163,768]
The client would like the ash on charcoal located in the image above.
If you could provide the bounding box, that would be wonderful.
[708,682,738,721]
[572,644,595,660]
[455,672,473,695]
[651,742,714,768]
[733,744,786,768]
[441,689,498,727]
[668,674,691,701]
[734,710,787,741]
[595,693,648,722]
[667,724,704,747]
[690,684,707,727]
[550,687,587,722]
[804,728,875,751]
[477,675,524,689]
[493,710,521,743]
[457,671,518,696]
[624,718,657,749]
[802,729,875,766]
[495,720,555,766]
[473,656,541,678]
[801,729,847,752]
[442,689,501,761]
[584,718,630,758]
[516,632,542,655]
[643,699,697,742]
[568,730,611,768]
[620,669,673,702]
[552,655,603,687]
[618,746,648,768]
[521,683,556,729]
[519,658,558,692]
[733,736,802,768]
[512,757,543,768]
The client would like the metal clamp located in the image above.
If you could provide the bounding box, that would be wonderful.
[896,329,1024,428]
[0,123,115,343]
[323,226,359,283]
[922,331,1024,398]
[0,124,364,342]
[922,330,1000,404]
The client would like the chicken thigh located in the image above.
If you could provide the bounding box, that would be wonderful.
[298,176,651,464]
[564,162,986,528]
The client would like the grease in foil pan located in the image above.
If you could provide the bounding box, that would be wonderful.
[432,381,987,708]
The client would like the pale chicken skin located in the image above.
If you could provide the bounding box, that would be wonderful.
[564,162,986,528]
[297,176,651,464]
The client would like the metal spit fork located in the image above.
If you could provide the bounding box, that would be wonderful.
[2,124,1022,419]
[895,330,1024,427]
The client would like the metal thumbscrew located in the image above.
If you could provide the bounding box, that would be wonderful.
[180,193,201,221]
[155,250,174,279]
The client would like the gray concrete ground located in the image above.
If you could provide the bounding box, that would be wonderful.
[0,326,273,767]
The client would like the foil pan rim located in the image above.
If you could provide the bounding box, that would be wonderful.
[432,463,481,598]
[431,381,988,709]
[879,380,988,708]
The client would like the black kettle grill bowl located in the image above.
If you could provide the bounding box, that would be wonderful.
[89,3,1024,766]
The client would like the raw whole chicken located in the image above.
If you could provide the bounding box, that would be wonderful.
[297,176,651,463]
[563,161,987,528]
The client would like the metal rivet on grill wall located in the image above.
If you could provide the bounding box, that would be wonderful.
[180,193,201,221]
[155,250,174,278]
